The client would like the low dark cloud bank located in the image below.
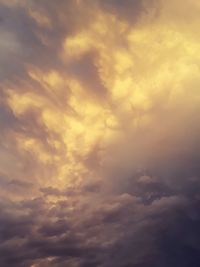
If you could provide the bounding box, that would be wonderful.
[1,176,200,267]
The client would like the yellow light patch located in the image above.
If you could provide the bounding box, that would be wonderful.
[3,0,200,193]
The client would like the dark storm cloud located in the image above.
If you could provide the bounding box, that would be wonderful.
[0,197,103,267]
[0,3,41,79]
[0,100,18,133]
[99,0,159,23]
[0,0,92,81]
[1,175,200,267]
[0,174,32,192]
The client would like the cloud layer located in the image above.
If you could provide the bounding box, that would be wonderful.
[0,0,200,266]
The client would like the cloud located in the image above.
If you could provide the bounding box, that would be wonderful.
[99,0,158,23]
[0,183,199,267]
[0,0,200,266]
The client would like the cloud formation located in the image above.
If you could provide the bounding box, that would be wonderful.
[0,0,200,266]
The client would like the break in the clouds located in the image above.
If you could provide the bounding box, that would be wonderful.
[0,0,200,266]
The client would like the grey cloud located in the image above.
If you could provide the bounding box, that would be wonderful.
[68,52,107,98]
[0,0,113,83]
[0,178,200,267]
[99,0,159,23]
[0,0,159,82]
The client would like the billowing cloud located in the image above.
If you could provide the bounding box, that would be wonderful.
[0,0,200,266]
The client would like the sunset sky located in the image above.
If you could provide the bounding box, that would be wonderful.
[0,0,200,266]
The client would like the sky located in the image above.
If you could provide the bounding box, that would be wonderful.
[0,0,200,266]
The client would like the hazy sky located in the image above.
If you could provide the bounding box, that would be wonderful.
[0,0,200,266]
